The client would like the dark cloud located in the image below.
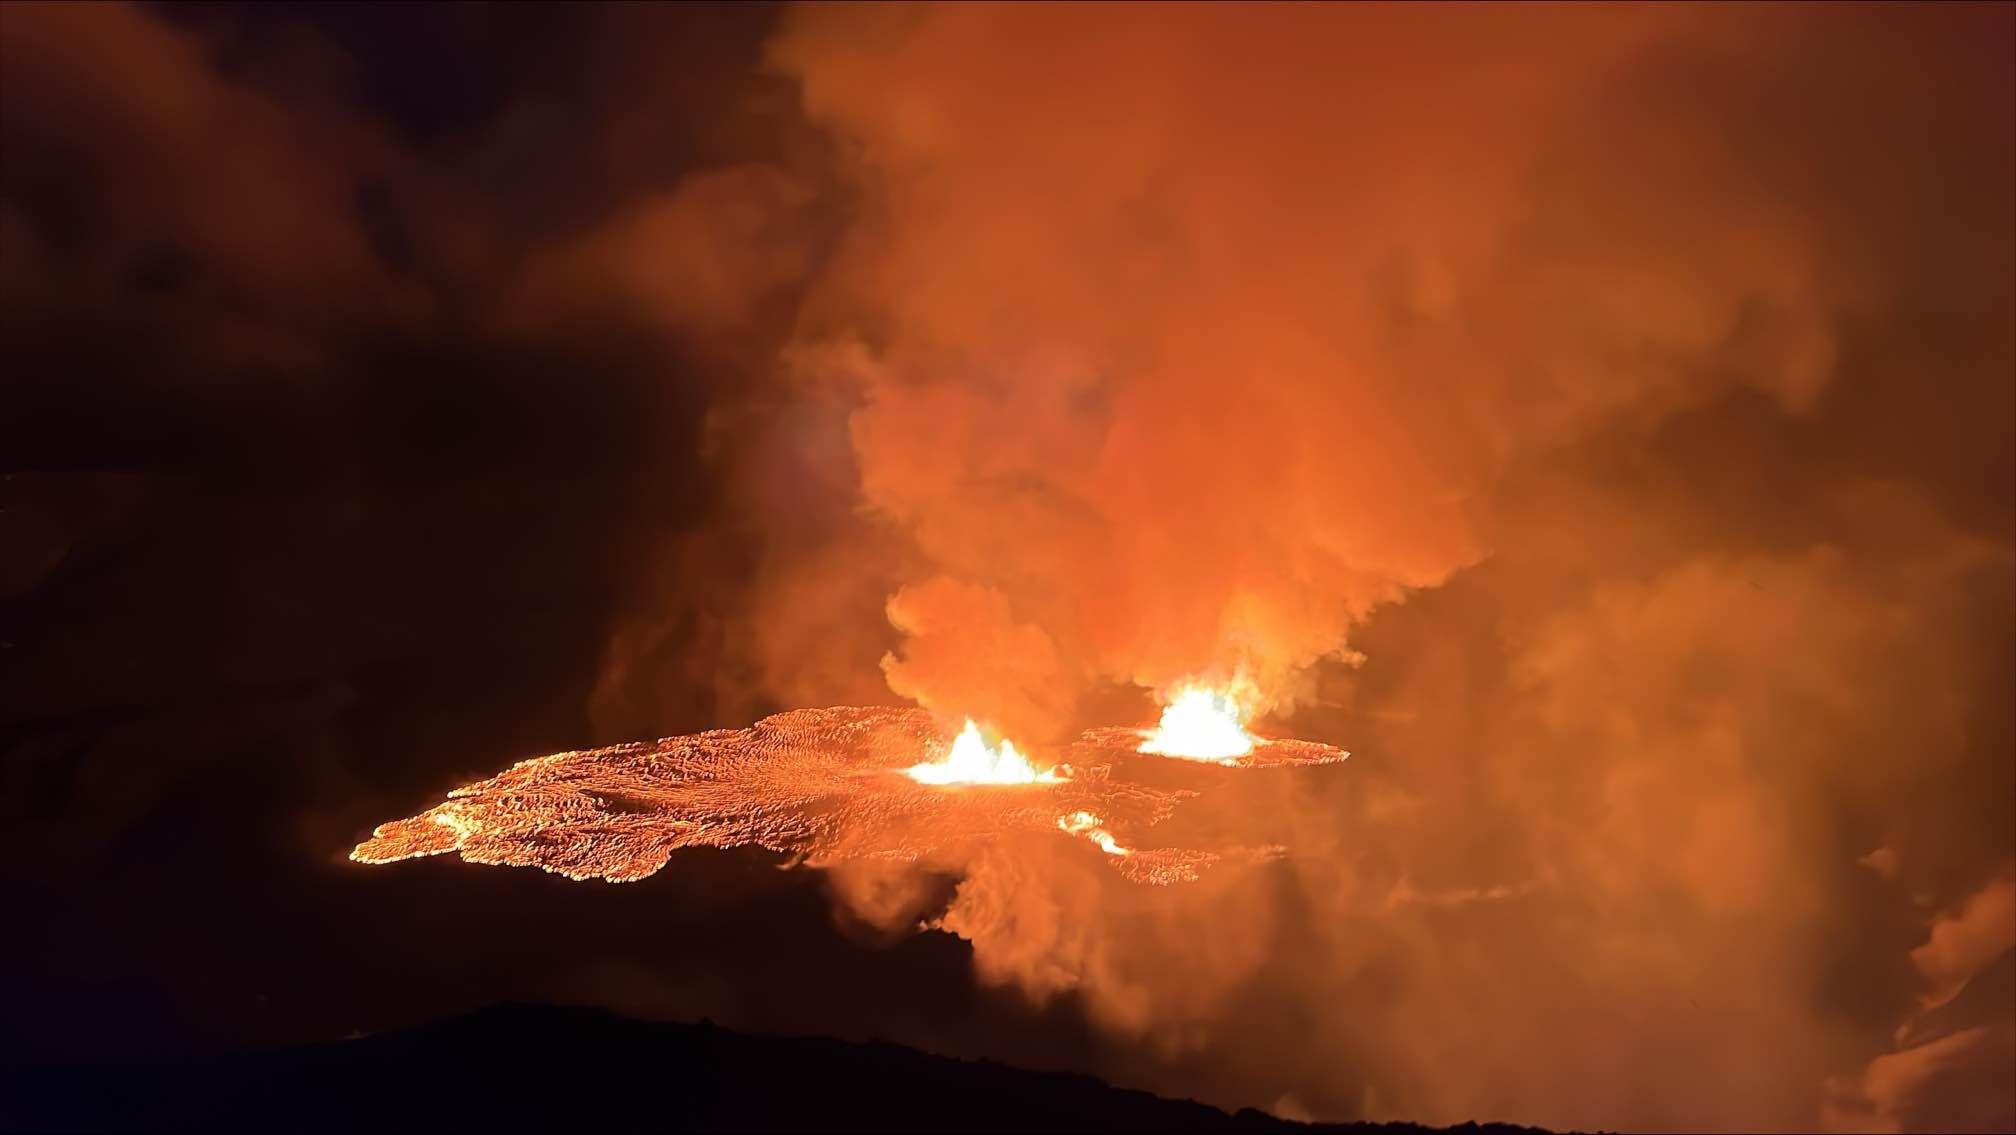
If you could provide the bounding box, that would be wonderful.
[0,0,884,1070]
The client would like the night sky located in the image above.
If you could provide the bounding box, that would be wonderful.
[3,5,2012,1133]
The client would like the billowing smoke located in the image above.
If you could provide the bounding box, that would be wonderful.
[754,3,1881,738]
[581,5,2016,1132]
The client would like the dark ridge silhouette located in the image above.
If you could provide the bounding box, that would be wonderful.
[8,1002,1566,1133]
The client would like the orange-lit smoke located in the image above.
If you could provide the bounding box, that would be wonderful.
[676,5,2015,1132]
[760,3,1851,736]
[559,3,2011,1131]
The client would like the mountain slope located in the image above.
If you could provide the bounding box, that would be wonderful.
[10,1002,1561,1133]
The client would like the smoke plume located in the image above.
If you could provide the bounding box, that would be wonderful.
[583,5,2016,1131]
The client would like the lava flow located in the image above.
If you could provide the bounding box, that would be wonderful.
[1057,810,1131,856]
[351,705,1237,886]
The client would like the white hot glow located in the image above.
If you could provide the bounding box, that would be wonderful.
[1057,810,1132,856]
[1137,685,1257,763]
[905,719,1064,785]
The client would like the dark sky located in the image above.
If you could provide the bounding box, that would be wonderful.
[3,4,2012,1133]
[2,0,1097,1072]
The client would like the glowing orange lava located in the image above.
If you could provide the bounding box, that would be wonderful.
[352,706,1230,886]
[904,719,1063,785]
[1057,810,1131,856]
[351,705,1349,889]
[1071,682,1351,769]
[1138,685,1259,762]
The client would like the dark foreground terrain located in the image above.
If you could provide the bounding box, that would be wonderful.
[8,1003,1558,1133]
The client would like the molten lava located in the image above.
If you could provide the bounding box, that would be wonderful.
[1057,810,1132,856]
[904,719,1063,785]
[351,704,1350,889]
[352,706,1225,886]
[1138,686,1258,762]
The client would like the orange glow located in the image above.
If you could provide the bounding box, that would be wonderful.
[1138,684,1258,763]
[1057,809,1132,856]
[903,718,1064,785]
[347,706,1294,886]
[427,807,482,840]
